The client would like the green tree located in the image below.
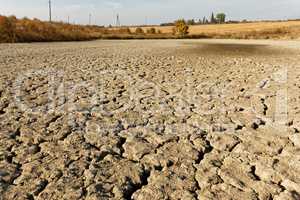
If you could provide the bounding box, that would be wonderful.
[174,19,189,37]
[216,13,226,23]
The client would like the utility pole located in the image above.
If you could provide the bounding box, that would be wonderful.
[48,0,52,22]
[116,14,120,27]
[89,13,92,25]
[67,15,70,24]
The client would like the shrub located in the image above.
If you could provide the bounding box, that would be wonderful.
[0,15,106,43]
[116,28,131,34]
[135,27,144,34]
[147,27,156,34]
[0,15,16,42]
[174,19,189,37]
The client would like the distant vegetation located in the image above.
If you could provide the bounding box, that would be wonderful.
[161,12,227,26]
[0,15,107,42]
[0,15,166,43]
[1,14,300,42]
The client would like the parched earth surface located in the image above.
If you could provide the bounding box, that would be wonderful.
[0,39,300,200]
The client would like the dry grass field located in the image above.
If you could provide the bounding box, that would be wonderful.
[132,20,300,39]
[2,15,300,42]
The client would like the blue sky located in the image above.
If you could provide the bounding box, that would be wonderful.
[0,0,299,25]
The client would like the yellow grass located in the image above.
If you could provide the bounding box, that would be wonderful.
[134,21,300,39]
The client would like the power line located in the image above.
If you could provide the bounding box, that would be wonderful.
[48,0,52,22]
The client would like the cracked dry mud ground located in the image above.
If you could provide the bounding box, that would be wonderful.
[0,39,300,200]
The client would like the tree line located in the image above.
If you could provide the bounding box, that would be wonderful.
[161,12,226,26]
